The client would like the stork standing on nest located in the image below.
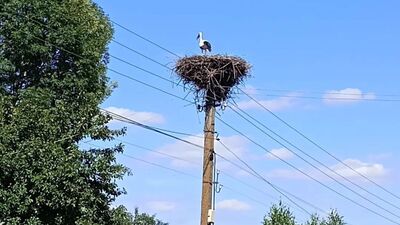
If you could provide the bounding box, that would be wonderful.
[197,32,212,54]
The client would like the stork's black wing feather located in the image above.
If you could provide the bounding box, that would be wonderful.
[204,41,212,52]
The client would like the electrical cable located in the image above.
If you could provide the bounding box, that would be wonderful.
[3,12,393,222]
[239,88,400,201]
[216,116,400,224]
[229,104,400,212]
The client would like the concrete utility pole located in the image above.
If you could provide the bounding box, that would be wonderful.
[200,93,216,225]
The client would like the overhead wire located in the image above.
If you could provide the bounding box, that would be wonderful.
[217,139,313,216]
[84,142,198,179]
[216,116,400,224]
[104,17,400,204]
[106,18,400,207]
[229,104,400,212]
[108,111,354,224]
[9,14,192,99]
[111,117,204,139]
[105,22,400,221]
[115,135,315,212]
[241,93,400,102]
[86,140,302,215]
[239,88,400,201]
[248,87,400,98]
[103,109,324,216]
[81,17,400,222]
[111,20,181,58]
[112,135,317,215]
[6,12,399,223]
[3,14,193,105]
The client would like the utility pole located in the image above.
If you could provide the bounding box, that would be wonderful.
[200,93,216,225]
[174,54,250,225]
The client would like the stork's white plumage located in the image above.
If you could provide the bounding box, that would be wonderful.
[197,32,212,54]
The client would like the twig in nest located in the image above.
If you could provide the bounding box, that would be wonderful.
[174,55,251,106]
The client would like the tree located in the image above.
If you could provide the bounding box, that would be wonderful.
[0,0,129,224]
[305,214,322,225]
[110,206,168,225]
[262,201,296,225]
[132,208,168,225]
[262,202,347,225]
[303,209,345,225]
[322,210,346,225]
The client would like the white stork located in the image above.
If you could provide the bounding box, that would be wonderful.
[197,32,212,54]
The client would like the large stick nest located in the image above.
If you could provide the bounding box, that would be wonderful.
[174,55,251,106]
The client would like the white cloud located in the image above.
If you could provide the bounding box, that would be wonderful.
[266,148,294,160]
[216,199,251,211]
[242,85,259,95]
[266,158,387,181]
[323,88,376,105]
[154,135,248,168]
[104,106,165,124]
[330,159,387,179]
[147,201,176,212]
[237,94,299,111]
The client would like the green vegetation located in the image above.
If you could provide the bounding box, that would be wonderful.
[1,1,345,225]
[263,201,346,225]
[0,0,130,224]
[111,206,168,225]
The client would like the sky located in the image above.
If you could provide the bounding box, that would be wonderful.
[90,1,400,225]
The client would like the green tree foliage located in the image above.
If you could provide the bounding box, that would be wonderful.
[305,214,322,225]
[262,201,296,225]
[305,209,346,225]
[0,0,130,224]
[262,202,346,225]
[110,206,168,225]
[132,208,168,225]
[322,210,346,225]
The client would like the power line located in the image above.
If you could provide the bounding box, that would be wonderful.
[109,20,400,104]
[230,104,400,212]
[242,93,400,102]
[93,19,400,223]
[217,139,313,216]
[4,16,192,106]
[111,113,355,224]
[106,109,325,217]
[84,142,198,179]
[102,109,202,149]
[7,14,192,100]
[99,22,400,216]
[8,13,398,223]
[221,185,271,208]
[108,68,193,104]
[114,138,200,163]
[111,21,181,58]
[249,87,400,98]
[216,116,400,225]
[95,23,400,216]
[111,39,174,71]
[101,26,400,216]
[114,136,320,216]
[28,30,399,225]
[111,117,204,139]
[239,88,400,201]
[106,20,400,208]
[85,141,301,217]
[39,32,398,224]
[108,54,180,87]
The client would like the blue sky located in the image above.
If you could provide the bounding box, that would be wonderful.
[91,1,400,225]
